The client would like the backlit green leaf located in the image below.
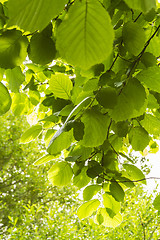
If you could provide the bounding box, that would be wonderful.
[123,164,146,184]
[20,125,42,143]
[0,29,28,69]
[141,114,160,136]
[83,185,101,201]
[96,208,122,228]
[48,161,73,186]
[0,82,12,115]
[77,199,100,220]
[103,193,121,214]
[34,154,56,166]
[81,109,110,147]
[128,126,150,151]
[123,0,156,13]
[73,167,90,189]
[136,66,160,94]
[8,0,68,32]
[49,73,73,100]
[47,128,74,155]
[56,0,114,69]
[153,194,160,210]
[110,79,146,122]
[6,67,25,93]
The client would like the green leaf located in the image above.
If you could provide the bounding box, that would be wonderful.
[122,22,146,56]
[96,208,122,228]
[83,185,101,201]
[0,82,12,115]
[96,87,118,109]
[123,0,156,13]
[136,66,160,94]
[8,0,68,32]
[77,199,100,220]
[110,181,125,202]
[6,67,25,93]
[28,32,56,65]
[49,73,73,100]
[68,145,92,162]
[141,52,157,68]
[87,163,103,178]
[56,0,114,69]
[20,125,42,143]
[34,154,56,166]
[103,193,121,214]
[73,167,90,189]
[141,114,160,136]
[123,164,146,184]
[110,79,146,122]
[153,194,160,210]
[117,177,135,189]
[47,128,74,155]
[81,109,110,147]
[128,126,150,151]
[48,161,73,187]
[11,93,29,116]
[0,29,28,69]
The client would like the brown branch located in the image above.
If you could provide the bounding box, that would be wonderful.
[99,176,160,183]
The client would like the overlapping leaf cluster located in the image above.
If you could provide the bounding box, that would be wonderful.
[0,0,160,227]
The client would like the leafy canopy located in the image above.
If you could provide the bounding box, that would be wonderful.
[1,0,160,227]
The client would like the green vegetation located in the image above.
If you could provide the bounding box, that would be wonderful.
[1,0,160,232]
[0,114,160,239]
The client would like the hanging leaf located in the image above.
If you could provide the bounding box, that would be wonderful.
[20,125,42,143]
[103,193,121,214]
[83,185,101,201]
[141,114,160,136]
[110,79,146,122]
[96,208,122,228]
[122,22,146,56]
[123,164,146,184]
[5,67,25,93]
[34,154,56,166]
[96,87,118,109]
[11,93,29,116]
[28,32,56,65]
[8,0,68,32]
[47,128,74,155]
[123,0,156,13]
[136,66,160,94]
[81,109,110,147]
[153,194,160,210]
[56,0,114,69]
[49,73,73,100]
[77,199,100,220]
[110,181,125,202]
[0,82,12,115]
[0,29,28,69]
[73,167,90,189]
[48,161,73,186]
[128,126,150,151]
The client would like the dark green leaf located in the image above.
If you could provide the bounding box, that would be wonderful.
[28,32,56,65]
[96,87,118,109]
[110,181,125,202]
